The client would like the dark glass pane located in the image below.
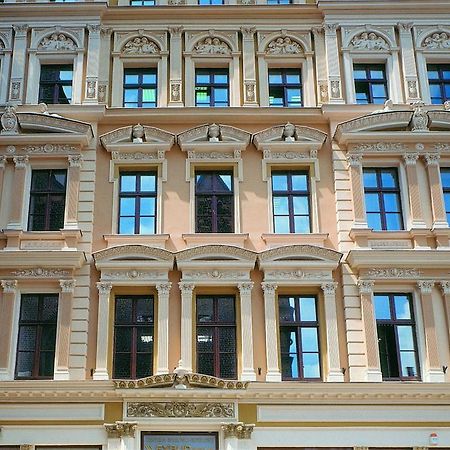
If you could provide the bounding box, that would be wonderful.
[137,327,154,352]
[50,171,66,191]
[115,327,132,352]
[197,353,214,376]
[16,352,34,378]
[281,353,298,378]
[20,295,39,321]
[197,215,213,233]
[218,297,234,322]
[197,297,214,322]
[39,351,55,377]
[136,298,153,323]
[40,326,57,351]
[136,354,152,378]
[217,215,233,233]
[197,327,213,352]
[114,353,131,378]
[377,323,399,378]
[269,87,284,106]
[280,328,297,353]
[217,197,232,215]
[18,326,37,351]
[279,297,297,322]
[219,327,236,351]
[115,298,133,323]
[49,195,66,230]
[216,174,232,192]
[219,353,236,379]
[196,173,213,192]
[31,171,50,190]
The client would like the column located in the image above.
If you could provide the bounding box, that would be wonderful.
[312,27,329,105]
[7,156,28,230]
[397,23,420,103]
[179,282,194,372]
[105,422,137,450]
[241,27,258,107]
[84,25,101,104]
[417,281,445,382]
[155,282,171,374]
[231,55,241,106]
[222,423,255,450]
[424,154,448,228]
[65,155,82,230]
[9,25,28,104]
[0,280,17,380]
[238,282,256,381]
[168,27,184,107]
[98,27,113,104]
[403,152,426,228]
[321,282,344,382]
[94,282,112,380]
[358,280,382,382]
[347,154,368,228]
[0,156,6,217]
[261,282,281,382]
[323,23,344,103]
[439,281,450,349]
[54,280,75,380]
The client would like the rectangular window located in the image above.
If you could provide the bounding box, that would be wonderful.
[39,64,73,104]
[130,0,156,4]
[441,168,450,224]
[268,68,302,107]
[28,169,67,231]
[195,171,233,233]
[198,0,224,4]
[123,68,157,108]
[272,171,310,233]
[195,69,229,107]
[196,295,237,379]
[428,64,450,105]
[113,295,154,379]
[118,172,157,234]
[363,168,403,231]
[279,295,321,380]
[15,294,58,379]
[374,293,420,380]
[353,63,388,104]
[267,0,292,3]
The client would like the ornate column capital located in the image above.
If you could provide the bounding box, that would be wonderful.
[13,24,29,35]
[439,281,450,295]
[0,155,6,169]
[97,282,113,295]
[321,282,338,295]
[417,280,434,294]
[156,282,172,296]
[168,26,183,37]
[241,27,256,39]
[261,282,277,294]
[358,279,374,294]
[312,26,324,36]
[179,282,195,294]
[323,22,339,34]
[238,282,254,295]
[403,152,419,166]
[424,153,440,166]
[1,279,17,293]
[100,27,113,37]
[346,153,363,167]
[68,154,83,168]
[105,421,137,439]
[13,155,28,169]
[59,279,76,293]
[87,24,101,35]
[221,422,254,439]
[397,22,413,32]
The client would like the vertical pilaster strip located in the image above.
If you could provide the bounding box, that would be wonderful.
[347,154,367,228]
[323,23,344,103]
[155,282,171,374]
[358,280,382,382]
[261,282,280,382]
[0,280,17,378]
[98,27,112,104]
[84,25,101,104]
[9,25,28,104]
[439,281,450,349]
[168,27,184,107]
[312,27,328,105]
[417,281,444,381]
[403,153,426,228]
[397,23,420,102]
[93,282,112,380]
[241,27,258,106]
[425,154,448,228]
[0,156,6,218]
[238,282,256,381]
[7,156,28,230]
[66,155,82,230]
[54,280,75,380]
[321,282,344,381]
[179,282,194,372]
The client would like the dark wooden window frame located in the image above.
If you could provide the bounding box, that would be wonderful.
[28,169,67,231]
[272,170,311,233]
[38,64,73,104]
[113,295,154,379]
[268,68,302,107]
[195,68,229,107]
[15,293,58,380]
[353,63,388,104]
[123,68,157,108]
[279,295,321,381]
[363,167,404,231]
[375,293,421,381]
[428,63,450,104]
[196,295,237,379]
[118,171,157,234]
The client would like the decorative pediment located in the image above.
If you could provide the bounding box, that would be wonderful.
[415,26,450,50]
[38,33,77,51]
[349,32,390,51]
[257,30,312,54]
[185,30,238,55]
[94,244,174,263]
[193,36,231,55]
[177,244,256,264]
[121,36,160,56]
[114,30,167,56]
[31,27,84,52]
[259,245,342,264]
[178,124,251,147]
[341,25,396,51]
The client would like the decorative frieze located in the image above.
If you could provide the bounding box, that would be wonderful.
[367,268,422,278]
[127,401,235,418]
[105,422,137,439]
[183,270,247,281]
[102,270,165,281]
[221,422,254,439]
[266,270,329,280]
[21,144,78,154]
[11,268,70,278]
[353,143,407,153]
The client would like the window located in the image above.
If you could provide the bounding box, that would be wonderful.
[198,0,223,4]
[363,168,403,231]
[118,172,157,234]
[279,295,320,380]
[130,0,156,4]
[272,171,310,233]
[268,68,302,107]
[195,69,229,107]
[113,295,154,379]
[428,64,450,105]
[196,295,236,379]
[374,293,419,380]
[195,171,233,233]
[442,168,450,224]
[28,169,67,231]
[38,64,73,104]
[15,294,58,379]
[353,64,388,104]
[123,68,157,108]
[267,0,292,3]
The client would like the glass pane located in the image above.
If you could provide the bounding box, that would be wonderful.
[292,174,307,191]
[383,193,401,212]
[428,69,440,80]
[268,71,283,84]
[115,327,132,352]
[299,297,316,321]
[294,215,310,233]
[124,89,139,103]
[31,171,49,190]
[124,74,139,84]
[374,295,391,320]
[293,196,309,214]
[394,295,411,319]
[219,353,236,379]
[397,326,415,351]
[51,171,67,191]
[269,87,284,106]
[18,326,36,351]
[20,295,39,321]
[196,89,210,106]
[430,84,442,98]
[49,196,65,230]
[386,213,403,230]
[281,353,298,378]
[196,73,210,84]
[219,327,236,351]
[197,327,213,352]
[377,323,399,378]
[365,193,380,212]
[370,68,385,79]
[213,74,228,84]
[353,68,367,79]
[119,217,135,234]
[273,196,289,215]
[120,198,136,216]
[287,88,302,105]
[136,298,153,323]
[301,327,318,351]
[40,326,56,351]
[142,73,157,84]
[141,175,156,192]
[217,174,232,191]
[279,297,297,322]
[136,354,152,378]
[272,174,288,191]
[381,170,397,188]
[274,216,290,233]
[214,89,228,105]
[197,297,213,322]
[42,296,57,321]
[142,89,156,103]
[280,329,297,353]
[16,352,33,377]
[140,197,156,215]
[441,170,450,187]
[114,353,130,378]
[139,217,155,234]
[367,212,382,230]
[137,327,153,352]
[218,297,234,322]
[39,351,55,377]
[372,84,387,97]
[286,72,301,84]
[60,86,72,103]
[363,170,378,188]
[302,353,320,378]
[400,351,418,377]
[115,298,133,323]
[197,353,214,376]
[121,175,136,192]
[217,197,233,216]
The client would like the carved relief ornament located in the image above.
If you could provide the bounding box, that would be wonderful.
[38,33,77,51]
[349,31,390,50]
[127,402,234,418]
[221,423,254,439]
[422,31,450,49]
[366,268,422,278]
[1,104,18,135]
[193,37,231,55]
[266,36,303,55]
[121,36,160,55]
[11,268,69,278]
[105,422,137,439]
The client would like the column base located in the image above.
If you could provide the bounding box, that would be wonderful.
[366,368,383,382]
[265,371,282,382]
[326,370,344,382]
[0,368,12,381]
[54,369,70,380]
[155,368,170,376]
[93,369,109,380]
[426,368,445,382]
[241,370,256,381]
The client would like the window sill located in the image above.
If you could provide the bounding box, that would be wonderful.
[262,233,329,248]
[2,229,81,251]
[104,234,170,249]
[182,233,248,248]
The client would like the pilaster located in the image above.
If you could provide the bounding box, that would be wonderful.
[98,27,113,104]
[397,23,420,102]
[169,27,184,107]
[179,282,194,372]
[424,153,448,228]
[323,23,344,103]
[84,25,102,104]
[238,282,256,381]
[0,280,17,380]
[155,282,171,374]
[7,155,29,230]
[440,281,450,350]
[65,155,82,230]
[403,152,426,228]
[9,25,28,104]
[241,27,258,107]
[347,154,368,228]
[312,27,328,104]
[94,282,112,380]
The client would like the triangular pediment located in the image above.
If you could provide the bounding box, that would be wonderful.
[178,124,251,149]
[100,125,175,148]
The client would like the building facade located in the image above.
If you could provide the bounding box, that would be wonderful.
[0,0,450,449]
